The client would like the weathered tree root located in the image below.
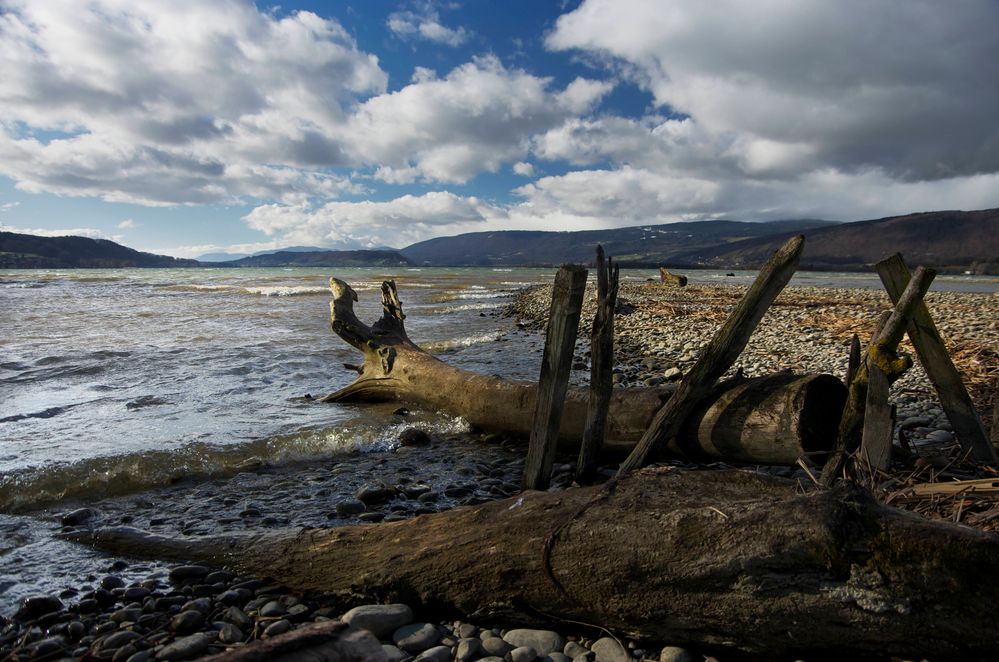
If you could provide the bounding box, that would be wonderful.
[67,468,999,658]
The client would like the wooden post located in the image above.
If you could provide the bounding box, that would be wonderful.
[860,312,894,472]
[523,264,588,490]
[577,245,619,481]
[821,267,935,486]
[876,253,997,464]
[617,235,804,475]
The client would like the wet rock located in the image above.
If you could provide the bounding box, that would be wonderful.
[13,594,63,621]
[62,507,99,526]
[102,575,126,590]
[357,483,397,505]
[335,499,367,515]
[168,565,210,584]
[30,637,66,657]
[156,632,211,660]
[400,428,431,446]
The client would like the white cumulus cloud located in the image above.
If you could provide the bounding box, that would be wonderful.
[0,0,385,205]
[387,8,469,47]
[548,0,999,181]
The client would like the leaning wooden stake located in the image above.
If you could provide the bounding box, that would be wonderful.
[992,376,999,449]
[524,264,588,490]
[821,267,935,486]
[617,235,804,475]
[860,312,895,472]
[577,246,619,481]
[845,333,861,387]
[876,253,998,464]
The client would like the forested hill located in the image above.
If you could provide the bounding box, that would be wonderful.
[399,219,833,267]
[0,232,200,268]
[214,250,412,267]
[669,209,999,273]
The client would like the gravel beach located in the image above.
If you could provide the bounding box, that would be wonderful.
[2,279,997,661]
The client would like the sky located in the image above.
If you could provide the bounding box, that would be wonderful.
[1,0,998,258]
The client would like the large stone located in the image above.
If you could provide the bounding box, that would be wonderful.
[356,483,397,505]
[168,565,210,584]
[413,645,452,662]
[393,622,440,653]
[659,646,695,662]
[169,609,205,634]
[510,645,539,662]
[591,637,630,662]
[13,595,63,622]
[480,636,513,657]
[456,637,482,661]
[342,603,414,639]
[156,633,211,660]
[98,630,141,652]
[382,644,409,662]
[503,629,565,657]
[61,507,99,526]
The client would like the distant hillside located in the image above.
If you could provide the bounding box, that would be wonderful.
[0,232,199,268]
[400,219,834,267]
[671,209,999,273]
[217,250,412,268]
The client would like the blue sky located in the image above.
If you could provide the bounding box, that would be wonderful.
[1,0,998,258]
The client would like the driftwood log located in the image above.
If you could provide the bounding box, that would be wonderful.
[319,277,844,465]
[71,468,999,658]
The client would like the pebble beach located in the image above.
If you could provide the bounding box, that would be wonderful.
[2,278,998,661]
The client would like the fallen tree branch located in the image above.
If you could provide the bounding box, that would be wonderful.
[319,275,842,465]
[67,468,999,658]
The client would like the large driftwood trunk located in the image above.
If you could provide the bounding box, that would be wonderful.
[74,469,999,658]
[320,278,844,464]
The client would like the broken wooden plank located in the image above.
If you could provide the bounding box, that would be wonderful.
[524,264,588,490]
[861,313,894,471]
[876,253,997,464]
[578,245,619,481]
[617,235,804,475]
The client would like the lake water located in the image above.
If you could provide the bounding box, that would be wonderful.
[1,265,996,610]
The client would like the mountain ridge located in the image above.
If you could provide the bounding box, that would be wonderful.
[2,210,996,273]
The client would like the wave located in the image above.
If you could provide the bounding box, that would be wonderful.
[422,302,503,315]
[422,332,502,353]
[164,284,329,296]
[0,414,471,513]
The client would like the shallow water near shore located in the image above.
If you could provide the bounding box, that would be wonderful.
[1,265,996,613]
